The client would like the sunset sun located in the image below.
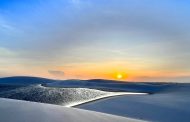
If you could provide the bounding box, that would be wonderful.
[116,74,123,79]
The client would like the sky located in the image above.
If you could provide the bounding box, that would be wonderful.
[0,0,190,82]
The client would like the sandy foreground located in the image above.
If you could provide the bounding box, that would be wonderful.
[77,84,190,122]
[0,98,145,122]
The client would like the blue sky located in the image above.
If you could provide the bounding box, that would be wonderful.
[0,0,190,82]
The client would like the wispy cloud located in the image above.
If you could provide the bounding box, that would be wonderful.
[0,47,17,57]
[48,70,65,77]
[0,15,22,35]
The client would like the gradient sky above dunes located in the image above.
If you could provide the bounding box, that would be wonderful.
[0,0,190,82]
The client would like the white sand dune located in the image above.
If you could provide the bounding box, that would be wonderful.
[1,77,189,122]
[0,98,145,122]
[66,92,147,107]
[0,84,147,107]
[77,84,190,122]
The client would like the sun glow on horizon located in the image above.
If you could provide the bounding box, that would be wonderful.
[117,74,123,79]
[114,72,128,80]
